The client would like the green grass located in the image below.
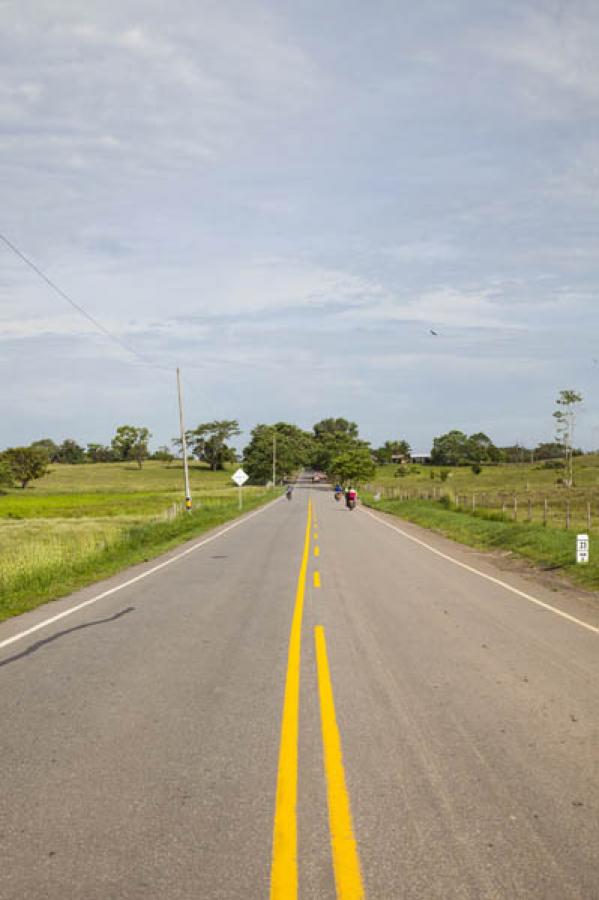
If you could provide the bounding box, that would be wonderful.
[0,492,178,519]
[368,455,599,535]
[364,497,599,590]
[0,461,275,622]
[0,492,273,622]
[13,460,236,494]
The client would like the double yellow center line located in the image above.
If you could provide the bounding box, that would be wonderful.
[270,500,364,899]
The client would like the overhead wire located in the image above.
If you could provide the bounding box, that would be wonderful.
[0,231,193,387]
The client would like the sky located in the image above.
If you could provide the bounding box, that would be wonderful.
[1,0,599,453]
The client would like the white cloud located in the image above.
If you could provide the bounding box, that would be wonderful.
[480,6,599,114]
[381,240,461,263]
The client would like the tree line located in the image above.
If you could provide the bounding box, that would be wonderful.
[0,390,584,490]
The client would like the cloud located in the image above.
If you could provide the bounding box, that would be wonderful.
[479,5,599,115]
[380,240,461,263]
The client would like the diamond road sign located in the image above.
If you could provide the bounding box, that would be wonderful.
[232,468,249,487]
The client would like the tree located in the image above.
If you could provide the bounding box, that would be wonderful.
[313,417,359,440]
[553,389,583,487]
[0,460,13,489]
[111,425,151,469]
[244,422,314,483]
[374,439,411,465]
[152,445,174,463]
[31,438,60,461]
[534,441,568,461]
[187,420,241,470]
[86,443,116,463]
[465,432,501,465]
[431,430,469,466]
[311,417,368,472]
[1,446,49,489]
[500,444,533,464]
[54,439,86,464]
[328,448,376,486]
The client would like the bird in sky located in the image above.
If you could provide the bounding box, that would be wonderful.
[430,329,439,336]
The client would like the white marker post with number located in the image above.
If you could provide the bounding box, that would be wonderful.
[577,533,589,564]
[232,467,249,510]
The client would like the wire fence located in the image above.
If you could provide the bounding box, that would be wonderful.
[366,484,597,533]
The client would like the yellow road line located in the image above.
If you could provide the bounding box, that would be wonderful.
[269,500,312,899]
[313,570,321,588]
[314,546,320,557]
[314,626,365,900]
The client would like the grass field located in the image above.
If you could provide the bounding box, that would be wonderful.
[365,456,599,590]
[367,455,599,533]
[0,461,274,622]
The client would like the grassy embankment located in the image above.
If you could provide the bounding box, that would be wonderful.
[0,461,274,622]
[364,457,599,590]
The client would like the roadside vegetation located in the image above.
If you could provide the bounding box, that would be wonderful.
[364,455,599,589]
[0,461,272,622]
[2,386,595,615]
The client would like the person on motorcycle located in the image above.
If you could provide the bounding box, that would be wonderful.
[345,486,357,508]
[334,483,343,501]
[286,484,293,500]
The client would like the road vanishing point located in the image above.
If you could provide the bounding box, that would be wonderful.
[1,473,598,899]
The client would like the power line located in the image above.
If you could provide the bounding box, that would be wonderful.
[0,231,172,374]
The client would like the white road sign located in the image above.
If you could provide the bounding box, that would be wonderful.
[577,533,589,564]
[232,468,249,487]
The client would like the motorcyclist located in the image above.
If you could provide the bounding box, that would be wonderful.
[286,484,293,501]
[345,486,357,508]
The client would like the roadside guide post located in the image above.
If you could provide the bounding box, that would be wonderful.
[576,533,589,565]
[232,467,249,510]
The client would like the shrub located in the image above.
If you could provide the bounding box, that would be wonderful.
[471,464,482,475]
[542,459,564,469]
[439,469,450,482]
[394,465,409,478]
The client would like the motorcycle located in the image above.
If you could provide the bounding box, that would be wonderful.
[347,497,356,510]
[334,491,342,502]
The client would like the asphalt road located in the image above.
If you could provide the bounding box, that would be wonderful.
[1,476,598,899]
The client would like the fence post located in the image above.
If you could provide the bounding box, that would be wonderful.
[513,495,518,521]
[472,493,476,511]
[587,501,592,530]
[502,500,506,517]
[566,499,571,530]
[543,498,548,526]
[527,498,532,522]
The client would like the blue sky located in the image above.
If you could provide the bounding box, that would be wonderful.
[2,0,599,452]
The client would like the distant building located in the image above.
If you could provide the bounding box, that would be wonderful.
[390,452,408,464]
[410,452,432,465]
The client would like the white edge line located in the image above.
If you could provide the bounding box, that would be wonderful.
[362,507,599,636]
[0,496,283,652]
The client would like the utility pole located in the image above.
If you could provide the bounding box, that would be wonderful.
[272,430,277,487]
[177,367,192,512]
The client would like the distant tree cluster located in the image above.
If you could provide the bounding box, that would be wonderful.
[175,420,240,471]
[430,431,502,467]
[0,424,155,489]
[1,388,587,491]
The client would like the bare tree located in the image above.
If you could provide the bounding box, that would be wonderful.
[553,389,583,487]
